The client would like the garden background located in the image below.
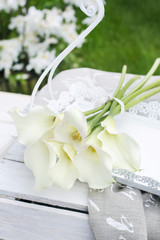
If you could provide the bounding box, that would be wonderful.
[0,0,160,94]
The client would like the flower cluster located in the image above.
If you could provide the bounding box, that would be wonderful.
[0,0,26,12]
[9,59,160,191]
[0,38,22,78]
[0,2,89,78]
[9,106,140,191]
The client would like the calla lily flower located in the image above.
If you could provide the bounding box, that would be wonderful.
[74,144,113,189]
[53,108,88,149]
[101,116,118,134]
[98,116,141,172]
[9,105,56,146]
[24,140,57,191]
[48,142,78,190]
[86,126,103,148]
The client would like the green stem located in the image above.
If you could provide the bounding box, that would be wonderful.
[119,75,141,98]
[126,58,160,96]
[84,103,106,116]
[86,59,160,135]
[88,124,103,136]
[109,75,141,116]
[94,113,109,126]
[113,85,160,116]
[109,75,140,115]
[85,66,127,117]
[113,65,127,97]
[122,79,160,104]
[112,58,160,110]
[87,66,127,131]
[84,66,126,117]
[87,112,99,122]
[109,66,127,115]
[87,101,112,136]
[125,86,160,110]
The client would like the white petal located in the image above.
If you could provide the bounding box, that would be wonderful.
[44,141,58,169]
[24,140,56,191]
[49,143,78,189]
[48,141,64,156]
[49,158,78,190]
[46,141,76,161]
[9,106,55,146]
[98,131,140,172]
[86,126,102,148]
[74,145,113,189]
[101,116,118,134]
[53,113,64,129]
[63,143,77,160]
[54,108,88,146]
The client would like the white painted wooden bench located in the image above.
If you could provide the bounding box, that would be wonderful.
[0,92,94,240]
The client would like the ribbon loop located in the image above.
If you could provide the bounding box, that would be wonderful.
[112,97,125,114]
[104,96,125,114]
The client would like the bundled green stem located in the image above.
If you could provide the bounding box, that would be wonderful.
[85,58,160,136]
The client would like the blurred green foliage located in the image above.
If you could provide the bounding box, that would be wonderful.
[35,0,160,75]
[74,0,160,75]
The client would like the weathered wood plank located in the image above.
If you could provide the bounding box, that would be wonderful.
[0,158,89,211]
[0,197,95,240]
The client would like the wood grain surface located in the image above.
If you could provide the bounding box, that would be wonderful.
[0,158,89,212]
[0,198,95,240]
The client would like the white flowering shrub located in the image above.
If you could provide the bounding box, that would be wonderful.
[0,0,26,12]
[0,0,96,83]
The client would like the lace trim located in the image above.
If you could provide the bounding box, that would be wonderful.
[112,169,160,194]
[37,81,160,121]
[128,101,160,120]
[38,81,108,113]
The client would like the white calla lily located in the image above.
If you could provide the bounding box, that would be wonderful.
[9,105,56,146]
[86,126,102,148]
[98,116,141,172]
[24,140,57,191]
[101,115,118,134]
[74,145,113,189]
[53,113,64,128]
[53,108,88,149]
[49,142,78,190]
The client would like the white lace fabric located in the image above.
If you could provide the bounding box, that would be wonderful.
[36,68,160,120]
[128,101,160,121]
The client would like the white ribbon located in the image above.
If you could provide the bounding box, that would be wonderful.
[111,97,125,114]
[96,96,125,114]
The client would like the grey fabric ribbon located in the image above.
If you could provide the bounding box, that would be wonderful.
[88,183,160,240]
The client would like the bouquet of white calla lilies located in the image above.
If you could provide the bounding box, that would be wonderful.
[9,59,160,191]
